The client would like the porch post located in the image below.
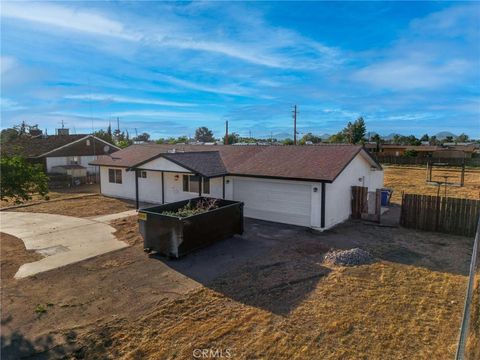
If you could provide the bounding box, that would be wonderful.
[222,176,225,199]
[198,175,202,197]
[161,171,165,204]
[320,182,326,228]
[135,169,139,210]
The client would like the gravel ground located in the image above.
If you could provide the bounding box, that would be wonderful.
[323,248,374,266]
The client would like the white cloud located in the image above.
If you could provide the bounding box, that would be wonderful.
[0,97,25,111]
[156,74,253,96]
[1,2,138,40]
[64,94,196,107]
[1,2,340,70]
[353,59,471,90]
[0,56,17,75]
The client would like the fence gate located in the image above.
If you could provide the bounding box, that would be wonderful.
[351,186,368,219]
[400,193,480,237]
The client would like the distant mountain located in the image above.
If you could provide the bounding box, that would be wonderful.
[434,131,457,140]
[320,133,331,140]
[273,132,292,140]
[366,131,378,139]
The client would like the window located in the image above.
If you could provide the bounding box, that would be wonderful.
[67,156,80,165]
[108,169,122,184]
[182,175,209,194]
[137,171,147,178]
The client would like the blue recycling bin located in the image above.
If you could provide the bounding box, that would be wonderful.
[381,190,390,206]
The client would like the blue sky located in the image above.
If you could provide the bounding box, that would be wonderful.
[1,1,479,139]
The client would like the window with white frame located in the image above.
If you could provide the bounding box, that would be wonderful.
[182,175,210,194]
[137,170,147,178]
[67,156,80,165]
[108,169,122,184]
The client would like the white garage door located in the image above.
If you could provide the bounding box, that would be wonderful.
[233,178,312,226]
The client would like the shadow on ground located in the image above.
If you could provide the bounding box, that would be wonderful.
[157,205,472,315]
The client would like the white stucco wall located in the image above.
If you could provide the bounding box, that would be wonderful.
[137,171,163,204]
[100,167,136,200]
[46,155,100,174]
[324,153,384,229]
[138,157,189,172]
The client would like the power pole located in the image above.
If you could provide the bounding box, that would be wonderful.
[225,120,229,145]
[292,105,297,145]
[116,117,120,132]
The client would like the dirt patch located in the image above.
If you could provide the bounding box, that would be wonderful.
[111,216,142,246]
[384,166,480,204]
[0,233,43,280]
[1,214,472,359]
[0,184,100,208]
[10,195,135,218]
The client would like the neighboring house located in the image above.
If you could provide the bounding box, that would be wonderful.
[91,144,383,230]
[1,132,119,174]
[375,144,475,159]
[379,145,442,157]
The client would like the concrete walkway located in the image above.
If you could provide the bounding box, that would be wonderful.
[88,209,137,223]
[0,212,130,278]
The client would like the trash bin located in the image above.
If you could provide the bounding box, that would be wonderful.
[381,190,390,206]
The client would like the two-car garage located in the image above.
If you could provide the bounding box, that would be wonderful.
[232,177,313,227]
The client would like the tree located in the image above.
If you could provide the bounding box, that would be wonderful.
[223,132,240,145]
[328,132,346,143]
[420,134,429,142]
[457,133,469,142]
[429,135,440,145]
[0,156,49,204]
[342,117,366,144]
[299,133,321,145]
[444,136,454,143]
[195,127,215,142]
[282,138,294,145]
[117,139,132,149]
[0,128,20,143]
[134,132,150,142]
[403,149,418,157]
[94,129,113,143]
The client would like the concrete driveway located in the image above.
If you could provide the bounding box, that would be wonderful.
[0,212,131,278]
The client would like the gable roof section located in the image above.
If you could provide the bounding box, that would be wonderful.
[163,152,227,177]
[90,144,381,182]
[1,134,119,158]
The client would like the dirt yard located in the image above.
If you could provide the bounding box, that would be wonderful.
[4,194,135,218]
[0,184,100,208]
[1,209,473,359]
[384,165,480,203]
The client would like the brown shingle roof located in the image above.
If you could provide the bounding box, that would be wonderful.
[91,144,379,182]
[1,134,118,158]
[1,135,88,157]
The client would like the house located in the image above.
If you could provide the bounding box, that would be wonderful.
[2,130,120,175]
[91,144,383,230]
[379,145,442,157]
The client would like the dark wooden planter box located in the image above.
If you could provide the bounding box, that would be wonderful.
[138,197,244,258]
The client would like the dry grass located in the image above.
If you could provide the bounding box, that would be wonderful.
[384,166,480,204]
[79,261,466,360]
[9,194,135,218]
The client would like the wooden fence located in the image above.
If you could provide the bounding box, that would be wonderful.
[351,186,368,219]
[401,193,480,237]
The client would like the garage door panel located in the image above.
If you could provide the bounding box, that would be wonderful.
[233,178,311,226]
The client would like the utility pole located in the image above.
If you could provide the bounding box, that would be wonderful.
[116,117,120,132]
[292,105,298,145]
[225,120,229,145]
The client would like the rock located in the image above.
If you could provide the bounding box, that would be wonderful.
[323,248,373,266]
